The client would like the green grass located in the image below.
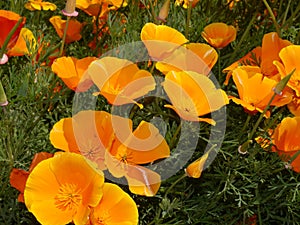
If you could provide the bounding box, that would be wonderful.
[1,0,300,224]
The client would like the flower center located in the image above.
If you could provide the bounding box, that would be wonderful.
[54,183,82,211]
[93,210,110,225]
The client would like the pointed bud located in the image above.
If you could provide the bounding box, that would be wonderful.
[273,68,295,95]
[157,0,170,23]
[0,81,8,106]
[62,0,78,17]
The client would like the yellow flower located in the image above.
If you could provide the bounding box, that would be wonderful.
[201,22,236,49]
[185,152,209,178]
[51,56,97,92]
[140,22,188,60]
[162,71,229,125]
[7,28,37,56]
[24,152,105,225]
[156,43,218,76]
[274,45,300,96]
[25,0,57,11]
[88,57,155,107]
[229,67,292,116]
[272,117,300,173]
[88,183,138,225]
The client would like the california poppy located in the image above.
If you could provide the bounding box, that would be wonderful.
[229,67,292,116]
[9,152,54,203]
[50,110,120,170]
[222,47,262,85]
[260,32,291,77]
[88,183,138,225]
[6,28,36,57]
[156,43,218,76]
[272,117,300,173]
[24,0,57,11]
[140,22,188,60]
[51,56,97,92]
[76,0,110,17]
[49,16,83,44]
[162,70,229,125]
[88,57,155,107]
[0,10,26,53]
[105,120,170,196]
[201,22,236,49]
[24,152,105,225]
[185,152,209,178]
[274,45,300,96]
[288,93,300,116]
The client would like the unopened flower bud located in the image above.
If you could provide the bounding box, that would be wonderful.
[157,0,170,23]
[62,0,78,17]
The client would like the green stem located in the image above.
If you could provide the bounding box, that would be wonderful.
[164,173,187,197]
[238,114,251,141]
[281,0,291,27]
[228,13,256,64]
[0,17,24,60]
[148,0,158,24]
[169,123,181,149]
[185,2,192,38]
[217,49,222,83]
[248,93,276,141]
[262,0,281,36]
[59,16,71,56]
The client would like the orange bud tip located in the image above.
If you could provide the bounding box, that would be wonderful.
[62,10,78,17]
[0,54,8,65]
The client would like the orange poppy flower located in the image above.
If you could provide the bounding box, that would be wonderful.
[105,120,170,196]
[185,152,209,178]
[260,32,292,77]
[76,0,110,17]
[156,43,218,76]
[50,110,120,170]
[9,152,54,203]
[222,46,262,85]
[49,16,83,44]
[51,56,97,92]
[6,28,36,57]
[88,183,138,225]
[24,152,105,225]
[274,45,300,96]
[201,22,237,49]
[288,92,300,116]
[140,22,188,60]
[88,57,155,107]
[271,117,300,173]
[162,71,229,125]
[0,10,26,52]
[229,67,292,116]
[25,0,57,11]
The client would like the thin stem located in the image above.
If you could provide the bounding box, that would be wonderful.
[262,0,281,36]
[164,173,187,197]
[248,93,276,141]
[228,13,257,63]
[59,16,71,56]
[281,0,291,26]
[217,49,222,83]
[148,0,158,24]
[0,17,24,60]
[185,2,192,38]
[169,123,181,149]
[238,114,251,141]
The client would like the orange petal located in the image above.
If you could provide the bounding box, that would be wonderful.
[201,22,236,49]
[126,165,161,196]
[89,183,138,225]
[29,152,54,172]
[9,168,29,202]
[7,28,36,56]
[185,152,209,178]
[260,32,292,76]
[141,23,188,60]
